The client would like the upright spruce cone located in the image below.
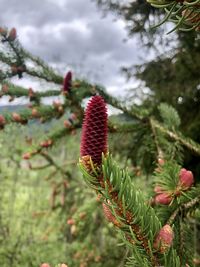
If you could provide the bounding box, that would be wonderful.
[63,71,72,93]
[80,95,108,168]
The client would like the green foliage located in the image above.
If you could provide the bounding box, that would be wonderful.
[158,103,181,130]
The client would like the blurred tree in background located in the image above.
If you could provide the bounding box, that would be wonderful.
[96,0,200,175]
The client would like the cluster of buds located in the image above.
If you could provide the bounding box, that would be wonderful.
[64,113,77,128]
[153,167,194,205]
[0,27,17,41]
[154,224,174,253]
[53,100,64,115]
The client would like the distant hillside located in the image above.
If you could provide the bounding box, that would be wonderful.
[0,105,26,113]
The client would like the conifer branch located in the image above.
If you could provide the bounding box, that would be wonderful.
[167,195,200,225]
[151,118,200,156]
[1,82,61,98]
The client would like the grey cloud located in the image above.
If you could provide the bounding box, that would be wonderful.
[0,0,141,94]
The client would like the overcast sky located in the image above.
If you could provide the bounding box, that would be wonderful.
[0,0,155,104]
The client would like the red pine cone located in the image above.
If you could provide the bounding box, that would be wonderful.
[154,193,172,205]
[179,168,194,190]
[154,224,174,253]
[63,71,72,93]
[80,95,108,167]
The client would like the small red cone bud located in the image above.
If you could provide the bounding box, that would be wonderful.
[154,224,174,253]
[154,193,172,205]
[154,185,164,194]
[80,95,108,167]
[32,108,40,118]
[23,152,31,160]
[2,84,9,93]
[40,264,51,267]
[64,120,72,128]
[12,112,21,122]
[179,168,194,190]
[158,158,165,165]
[67,218,75,225]
[8,27,17,41]
[63,71,72,93]
[40,140,53,148]
[60,264,68,267]
[0,115,6,126]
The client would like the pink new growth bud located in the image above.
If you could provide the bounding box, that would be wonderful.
[8,28,17,41]
[154,193,172,205]
[23,152,31,160]
[158,158,165,165]
[40,264,51,267]
[179,168,194,190]
[12,112,21,122]
[154,224,174,253]
[67,218,75,225]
